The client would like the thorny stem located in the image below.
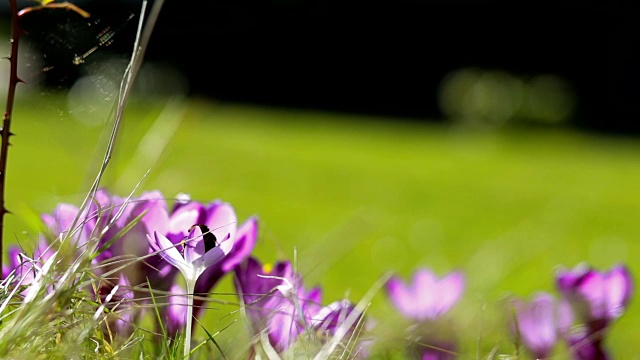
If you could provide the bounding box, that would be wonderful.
[1,0,22,276]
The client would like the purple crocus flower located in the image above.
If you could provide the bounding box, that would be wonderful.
[311,299,358,337]
[38,189,172,308]
[235,256,366,354]
[3,240,56,291]
[148,199,237,358]
[566,330,610,360]
[147,201,237,285]
[556,264,633,329]
[192,216,258,319]
[386,268,465,360]
[158,216,259,338]
[90,190,167,285]
[311,298,372,358]
[510,292,573,359]
[555,264,633,360]
[34,188,164,282]
[235,257,313,352]
[385,268,465,321]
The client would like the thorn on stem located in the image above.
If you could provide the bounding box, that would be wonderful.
[16,77,26,84]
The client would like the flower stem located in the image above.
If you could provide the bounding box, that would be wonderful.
[184,278,196,359]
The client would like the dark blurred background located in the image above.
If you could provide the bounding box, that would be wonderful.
[2,0,640,134]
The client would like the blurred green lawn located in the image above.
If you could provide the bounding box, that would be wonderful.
[5,94,639,357]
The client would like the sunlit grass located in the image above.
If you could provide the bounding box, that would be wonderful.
[5,93,640,357]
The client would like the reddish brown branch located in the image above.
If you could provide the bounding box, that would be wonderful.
[0,0,22,275]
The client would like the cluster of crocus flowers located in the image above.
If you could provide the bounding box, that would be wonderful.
[510,263,633,360]
[385,268,465,359]
[4,187,369,358]
[234,256,366,357]
[3,189,257,349]
[3,187,635,359]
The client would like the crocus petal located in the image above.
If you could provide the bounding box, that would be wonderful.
[432,271,465,317]
[202,247,227,269]
[7,246,22,271]
[172,193,192,212]
[193,217,256,288]
[236,258,292,312]
[513,292,559,359]
[557,298,575,335]
[44,203,79,233]
[235,257,307,351]
[42,204,84,243]
[605,265,632,319]
[148,232,192,276]
[114,275,135,336]
[556,264,590,293]
[578,271,608,319]
[204,202,237,255]
[192,216,259,308]
[220,217,258,272]
[557,264,633,325]
[302,286,323,319]
[133,190,170,235]
[386,268,465,321]
[386,275,417,319]
[165,283,188,337]
[168,202,204,238]
[268,299,300,352]
[566,330,610,360]
[184,225,205,265]
[312,299,359,336]
[410,269,440,319]
[2,264,9,280]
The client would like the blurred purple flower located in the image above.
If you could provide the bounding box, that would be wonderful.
[41,202,92,247]
[385,268,465,321]
[3,240,56,291]
[510,292,573,359]
[556,264,632,328]
[111,275,136,337]
[235,256,364,354]
[556,264,632,360]
[311,299,358,336]
[311,298,371,358]
[415,340,457,360]
[89,190,167,285]
[30,189,166,282]
[235,257,311,351]
[566,330,609,360]
[93,274,137,338]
